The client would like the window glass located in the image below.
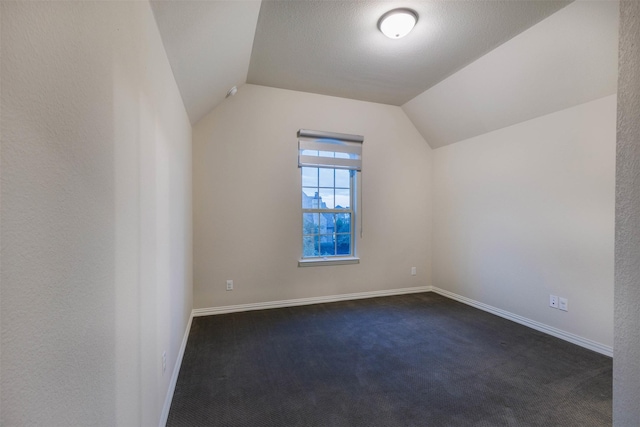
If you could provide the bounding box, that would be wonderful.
[319,188,334,209]
[335,189,350,209]
[335,169,350,188]
[303,236,319,257]
[301,167,355,259]
[319,234,336,256]
[319,168,334,187]
[336,235,351,255]
[302,167,318,187]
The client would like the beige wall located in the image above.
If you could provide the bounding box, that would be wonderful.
[614,1,640,424]
[1,2,192,425]
[432,95,616,348]
[193,84,432,309]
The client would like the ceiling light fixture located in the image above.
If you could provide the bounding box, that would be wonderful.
[378,8,418,39]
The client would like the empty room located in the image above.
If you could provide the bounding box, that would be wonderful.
[2,1,639,426]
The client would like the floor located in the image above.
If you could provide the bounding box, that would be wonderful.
[167,292,612,426]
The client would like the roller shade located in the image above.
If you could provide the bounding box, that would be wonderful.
[298,129,363,171]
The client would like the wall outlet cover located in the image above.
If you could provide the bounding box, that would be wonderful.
[549,295,559,308]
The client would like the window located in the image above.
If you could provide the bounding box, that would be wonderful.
[302,167,354,257]
[298,129,363,265]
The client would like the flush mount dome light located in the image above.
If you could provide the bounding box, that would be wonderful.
[378,8,418,39]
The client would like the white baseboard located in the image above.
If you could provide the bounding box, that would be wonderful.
[431,286,613,357]
[192,286,432,317]
[159,313,193,427]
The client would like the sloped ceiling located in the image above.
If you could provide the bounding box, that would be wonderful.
[247,0,570,106]
[403,1,619,148]
[151,0,618,149]
[150,1,261,124]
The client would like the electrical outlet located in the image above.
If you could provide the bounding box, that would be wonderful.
[162,351,167,375]
[549,295,558,308]
[411,267,417,276]
[226,280,233,291]
[559,297,568,312]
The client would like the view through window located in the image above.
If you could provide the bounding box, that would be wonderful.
[302,166,355,257]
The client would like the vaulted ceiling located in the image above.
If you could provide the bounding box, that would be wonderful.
[150,0,619,148]
[248,0,575,107]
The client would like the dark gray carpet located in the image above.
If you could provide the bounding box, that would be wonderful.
[167,292,611,426]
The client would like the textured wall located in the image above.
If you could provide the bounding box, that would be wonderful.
[432,95,616,349]
[193,84,432,309]
[0,2,192,425]
[614,1,640,425]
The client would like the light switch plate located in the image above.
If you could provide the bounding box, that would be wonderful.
[559,297,568,311]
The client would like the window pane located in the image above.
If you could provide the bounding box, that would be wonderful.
[335,152,350,159]
[337,234,351,255]
[302,187,317,198]
[302,167,318,187]
[319,188,334,209]
[336,213,351,233]
[335,188,350,209]
[319,213,335,235]
[301,149,318,156]
[319,168,334,187]
[303,213,319,235]
[335,169,350,188]
[319,234,336,256]
[303,236,319,257]
[302,188,320,208]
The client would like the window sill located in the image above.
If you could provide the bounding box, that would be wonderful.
[298,257,360,267]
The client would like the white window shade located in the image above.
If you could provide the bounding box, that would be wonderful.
[298,129,363,171]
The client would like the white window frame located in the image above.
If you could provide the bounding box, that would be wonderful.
[297,129,362,267]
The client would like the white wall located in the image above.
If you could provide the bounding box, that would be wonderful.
[1,2,192,426]
[432,95,616,348]
[193,84,432,309]
[614,1,640,424]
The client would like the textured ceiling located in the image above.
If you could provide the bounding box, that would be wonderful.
[247,1,571,106]
[151,0,571,124]
[150,0,617,149]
